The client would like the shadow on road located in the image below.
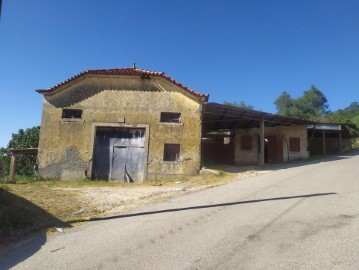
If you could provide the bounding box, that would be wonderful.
[68,192,337,223]
[215,149,359,173]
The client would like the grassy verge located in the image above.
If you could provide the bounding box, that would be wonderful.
[0,186,68,246]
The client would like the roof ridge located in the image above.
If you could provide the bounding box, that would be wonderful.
[36,68,208,100]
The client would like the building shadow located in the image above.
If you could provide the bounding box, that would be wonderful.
[213,149,359,173]
[0,188,69,269]
[1,191,337,267]
[68,192,336,223]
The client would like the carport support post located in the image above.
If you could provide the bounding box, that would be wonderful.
[9,154,16,183]
[322,131,326,155]
[259,119,265,165]
[338,131,342,153]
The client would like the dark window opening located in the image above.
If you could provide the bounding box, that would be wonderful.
[289,137,300,152]
[163,144,180,161]
[241,135,253,150]
[160,112,181,123]
[62,109,83,119]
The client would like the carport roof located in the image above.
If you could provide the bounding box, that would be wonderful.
[203,102,313,132]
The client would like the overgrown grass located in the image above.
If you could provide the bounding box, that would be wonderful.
[0,187,68,246]
[0,175,46,185]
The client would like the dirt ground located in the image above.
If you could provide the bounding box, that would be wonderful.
[52,168,265,221]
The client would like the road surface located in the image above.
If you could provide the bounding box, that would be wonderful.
[2,152,359,269]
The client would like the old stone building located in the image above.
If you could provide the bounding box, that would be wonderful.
[36,67,322,181]
[36,67,208,181]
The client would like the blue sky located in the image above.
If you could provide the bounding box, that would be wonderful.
[0,0,358,147]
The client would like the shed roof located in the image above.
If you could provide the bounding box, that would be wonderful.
[36,67,209,101]
[6,148,38,155]
[307,123,352,138]
[203,102,313,132]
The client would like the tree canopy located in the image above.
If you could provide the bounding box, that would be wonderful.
[223,101,254,110]
[273,91,293,116]
[274,86,359,138]
[0,126,40,177]
[326,102,359,138]
[274,85,329,121]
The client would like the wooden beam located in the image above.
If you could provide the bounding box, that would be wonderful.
[322,131,326,155]
[214,109,227,130]
[9,155,16,183]
[339,131,342,153]
[259,119,265,165]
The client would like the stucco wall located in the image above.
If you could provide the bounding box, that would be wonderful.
[37,76,203,180]
[234,132,259,165]
[234,125,309,165]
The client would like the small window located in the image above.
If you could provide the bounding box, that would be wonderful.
[160,112,181,123]
[289,137,300,152]
[241,135,252,150]
[163,144,180,161]
[62,109,83,119]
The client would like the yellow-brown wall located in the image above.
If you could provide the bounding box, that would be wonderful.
[38,75,203,180]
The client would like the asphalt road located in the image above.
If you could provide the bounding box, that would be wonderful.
[2,152,359,269]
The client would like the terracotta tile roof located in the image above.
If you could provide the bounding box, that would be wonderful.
[36,67,209,100]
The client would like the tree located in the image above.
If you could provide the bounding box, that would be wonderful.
[295,86,329,120]
[344,102,359,112]
[274,91,294,116]
[0,147,9,178]
[343,120,359,138]
[326,101,359,138]
[223,101,254,110]
[0,126,40,177]
[274,85,329,121]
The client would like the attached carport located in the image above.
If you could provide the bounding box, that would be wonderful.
[202,103,312,165]
[307,123,352,155]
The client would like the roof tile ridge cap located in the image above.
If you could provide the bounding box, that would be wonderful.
[88,68,131,73]
[135,68,163,75]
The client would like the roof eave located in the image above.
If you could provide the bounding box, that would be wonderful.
[35,68,209,100]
